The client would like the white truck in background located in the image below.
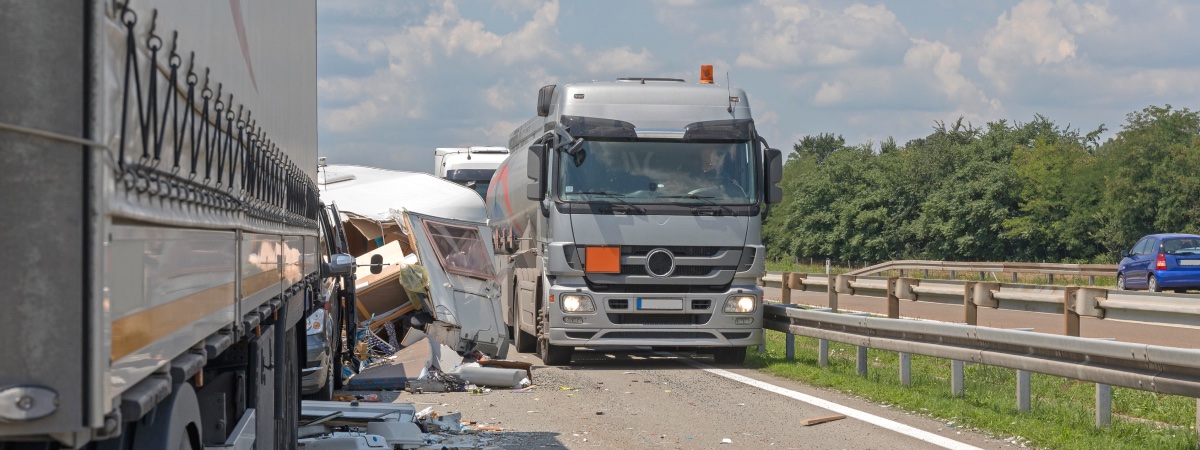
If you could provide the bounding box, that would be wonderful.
[0,1,339,448]
[434,147,510,198]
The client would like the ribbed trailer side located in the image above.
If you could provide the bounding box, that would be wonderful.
[0,1,319,448]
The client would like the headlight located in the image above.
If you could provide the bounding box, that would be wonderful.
[560,293,595,313]
[724,295,757,313]
[306,309,326,335]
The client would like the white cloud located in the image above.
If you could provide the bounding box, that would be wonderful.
[735,1,907,70]
[573,46,657,75]
[812,81,847,106]
[977,0,1114,93]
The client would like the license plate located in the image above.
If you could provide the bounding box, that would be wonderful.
[1180,259,1200,266]
[637,298,683,310]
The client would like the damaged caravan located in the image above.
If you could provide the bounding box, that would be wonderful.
[319,164,509,359]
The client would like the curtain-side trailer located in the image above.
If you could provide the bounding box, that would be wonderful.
[0,1,339,448]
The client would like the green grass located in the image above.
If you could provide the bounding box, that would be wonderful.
[747,330,1197,449]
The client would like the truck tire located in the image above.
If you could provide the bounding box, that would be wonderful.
[537,309,572,366]
[712,346,747,365]
[512,272,536,353]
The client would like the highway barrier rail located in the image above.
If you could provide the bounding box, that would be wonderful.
[761,272,1200,330]
[759,270,1200,435]
[761,303,1200,432]
[845,260,1117,284]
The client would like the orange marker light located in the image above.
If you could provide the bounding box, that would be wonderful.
[585,246,621,273]
[700,65,714,84]
[549,294,555,303]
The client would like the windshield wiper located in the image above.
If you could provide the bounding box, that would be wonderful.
[574,191,645,214]
[657,194,734,215]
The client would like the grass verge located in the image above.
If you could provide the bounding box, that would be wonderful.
[746,329,1196,449]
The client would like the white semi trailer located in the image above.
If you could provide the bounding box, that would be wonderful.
[434,147,510,198]
[0,2,337,448]
[486,68,784,366]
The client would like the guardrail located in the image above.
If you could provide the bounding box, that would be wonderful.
[761,272,1200,331]
[761,304,1200,432]
[845,260,1117,283]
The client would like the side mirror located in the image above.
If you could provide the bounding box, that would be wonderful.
[324,253,355,277]
[370,254,384,275]
[764,147,783,204]
[537,85,556,117]
[527,143,546,200]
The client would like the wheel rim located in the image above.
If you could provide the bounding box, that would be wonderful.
[1150,276,1157,291]
[1117,275,1125,290]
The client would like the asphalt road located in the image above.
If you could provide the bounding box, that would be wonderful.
[351,348,1013,450]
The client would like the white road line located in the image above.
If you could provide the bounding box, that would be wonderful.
[673,357,984,450]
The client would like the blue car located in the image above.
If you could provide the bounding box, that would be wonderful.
[1117,233,1200,292]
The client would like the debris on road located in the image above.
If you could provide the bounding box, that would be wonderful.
[801,414,847,426]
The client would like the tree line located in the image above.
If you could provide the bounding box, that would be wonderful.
[763,105,1200,265]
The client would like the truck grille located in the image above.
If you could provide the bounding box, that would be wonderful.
[691,299,711,310]
[628,246,720,257]
[607,313,711,325]
[602,331,717,340]
[608,299,629,309]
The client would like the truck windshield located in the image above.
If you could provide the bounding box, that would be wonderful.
[556,140,758,205]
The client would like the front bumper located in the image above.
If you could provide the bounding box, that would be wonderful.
[300,336,329,394]
[546,284,764,348]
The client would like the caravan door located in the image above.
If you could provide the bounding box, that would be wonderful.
[403,211,509,358]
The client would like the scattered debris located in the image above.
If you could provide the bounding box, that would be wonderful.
[721,438,733,444]
[801,414,847,426]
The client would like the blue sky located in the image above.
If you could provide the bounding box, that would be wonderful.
[317,0,1200,173]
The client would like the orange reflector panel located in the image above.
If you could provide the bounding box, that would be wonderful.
[586,246,621,273]
[549,294,555,303]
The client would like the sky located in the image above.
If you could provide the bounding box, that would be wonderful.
[317,0,1200,173]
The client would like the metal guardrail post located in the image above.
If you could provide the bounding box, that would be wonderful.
[1011,272,1018,283]
[964,282,977,325]
[887,277,899,319]
[899,352,911,387]
[1096,383,1112,428]
[1012,328,1035,413]
[1090,337,1116,428]
[1017,370,1031,412]
[827,274,838,312]
[951,360,964,397]
[1062,287,1081,337]
[857,346,868,377]
[783,273,794,361]
[818,339,829,367]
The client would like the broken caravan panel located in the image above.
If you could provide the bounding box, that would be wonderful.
[403,210,509,358]
[317,165,509,358]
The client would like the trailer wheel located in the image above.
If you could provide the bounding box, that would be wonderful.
[132,382,203,450]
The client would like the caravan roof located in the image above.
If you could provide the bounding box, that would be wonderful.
[318,164,487,223]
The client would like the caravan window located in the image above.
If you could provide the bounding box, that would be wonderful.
[419,218,496,279]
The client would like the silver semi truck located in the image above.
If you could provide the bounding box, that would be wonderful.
[486,69,783,366]
[0,1,336,448]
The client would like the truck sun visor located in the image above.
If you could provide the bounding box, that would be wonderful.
[560,116,755,141]
[560,116,637,139]
[682,119,755,141]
